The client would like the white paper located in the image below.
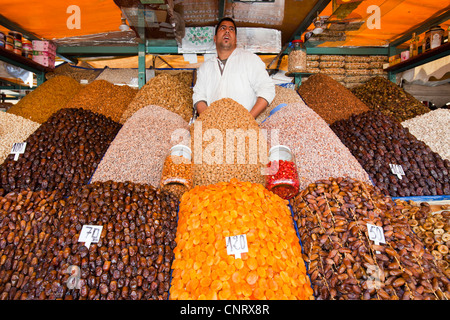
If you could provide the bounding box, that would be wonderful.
[10,142,26,161]
[226,234,248,259]
[367,223,386,253]
[78,225,103,249]
[389,164,405,179]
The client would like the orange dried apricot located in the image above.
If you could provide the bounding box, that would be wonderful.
[170,180,314,301]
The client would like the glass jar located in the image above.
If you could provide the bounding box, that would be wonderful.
[409,33,419,57]
[160,144,193,198]
[265,145,300,200]
[288,39,307,73]
[424,26,445,51]
[430,26,444,49]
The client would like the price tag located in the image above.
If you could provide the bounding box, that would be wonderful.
[389,164,405,179]
[367,223,385,253]
[10,142,26,161]
[80,79,88,84]
[78,225,103,249]
[226,234,248,259]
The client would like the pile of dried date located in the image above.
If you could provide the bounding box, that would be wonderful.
[0,108,122,197]
[0,181,179,300]
[292,177,450,300]
[330,110,450,197]
[0,189,66,300]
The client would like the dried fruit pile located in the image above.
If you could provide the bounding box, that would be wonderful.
[45,63,102,84]
[120,73,193,124]
[155,70,195,88]
[351,76,430,122]
[91,105,190,190]
[66,80,138,123]
[191,98,268,187]
[260,102,371,192]
[297,73,370,125]
[331,110,450,197]
[7,75,82,124]
[292,177,450,300]
[170,179,314,300]
[0,108,121,197]
[0,189,65,300]
[401,108,450,161]
[0,181,179,300]
[397,199,450,278]
[255,85,303,125]
[96,68,141,86]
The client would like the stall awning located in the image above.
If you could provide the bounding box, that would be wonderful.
[0,0,123,39]
[308,0,450,47]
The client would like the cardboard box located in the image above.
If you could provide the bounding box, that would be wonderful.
[32,40,56,54]
[32,55,55,68]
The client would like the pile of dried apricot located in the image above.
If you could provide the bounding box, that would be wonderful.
[169,179,314,300]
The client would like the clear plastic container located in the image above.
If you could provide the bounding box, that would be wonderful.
[160,144,193,193]
[288,40,307,73]
[265,145,300,200]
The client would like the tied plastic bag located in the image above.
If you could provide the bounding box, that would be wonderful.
[5,64,33,87]
[260,103,287,124]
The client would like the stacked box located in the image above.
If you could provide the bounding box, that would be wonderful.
[298,55,389,89]
[32,40,56,68]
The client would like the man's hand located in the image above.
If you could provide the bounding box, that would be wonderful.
[195,101,208,115]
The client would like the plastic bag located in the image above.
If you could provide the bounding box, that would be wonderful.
[5,64,33,87]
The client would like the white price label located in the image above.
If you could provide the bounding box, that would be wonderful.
[389,164,405,179]
[78,225,103,249]
[80,79,88,84]
[367,223,385,253]
[10,142,26,161]
[226,234,248,259]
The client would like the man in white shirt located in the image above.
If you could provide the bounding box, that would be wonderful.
[193,17,276,119]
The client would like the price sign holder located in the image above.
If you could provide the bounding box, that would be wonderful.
[226,234,248,259]
[78,225,103,249]
[10,142,26,161]
[389,164,405,179]
[367,223,386,254]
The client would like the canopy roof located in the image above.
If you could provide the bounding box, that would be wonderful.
[0,0,448,77]
[0,1,447,47]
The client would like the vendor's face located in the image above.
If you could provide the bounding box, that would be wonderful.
[214,21,237,51]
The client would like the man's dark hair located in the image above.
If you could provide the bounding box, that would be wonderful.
[215,17,237,35]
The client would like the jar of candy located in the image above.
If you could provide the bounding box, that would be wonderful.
[266,145,299,200]
[160,144,193,198]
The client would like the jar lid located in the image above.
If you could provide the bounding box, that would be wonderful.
[269,145,292,162]
[170,144,192,161]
